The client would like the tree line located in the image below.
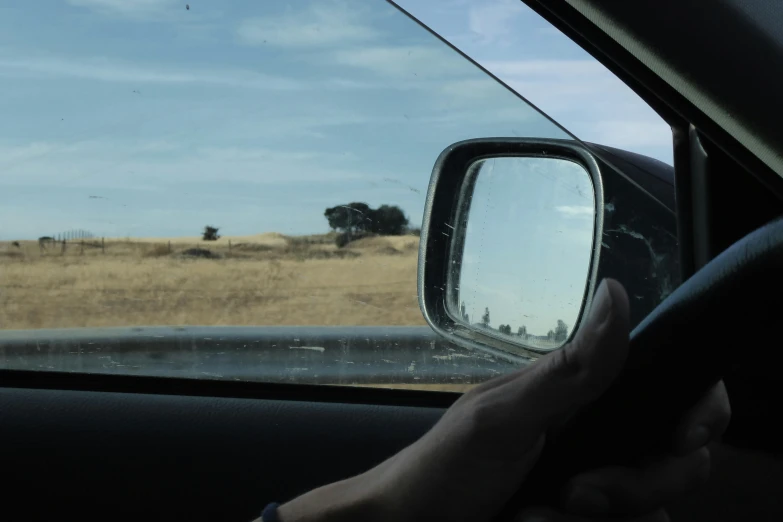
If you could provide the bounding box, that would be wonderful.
[199,202,416,246]
[463,302,569,343]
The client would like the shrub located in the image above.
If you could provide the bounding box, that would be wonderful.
[181,248,219,259]
[202,226,220,241]
[143,244,171,258]
[335,232,353,248]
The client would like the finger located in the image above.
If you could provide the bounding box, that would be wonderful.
[514,507,670,522]
[674,380,731,454]
[562,447,710,516]
[493,279,631,434]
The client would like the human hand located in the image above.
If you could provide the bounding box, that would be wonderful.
[515,378,730,522]
[277,279,730,522]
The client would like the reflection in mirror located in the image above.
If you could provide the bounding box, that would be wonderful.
[449,157,595,350]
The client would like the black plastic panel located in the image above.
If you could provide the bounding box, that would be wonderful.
[0,386,444,522]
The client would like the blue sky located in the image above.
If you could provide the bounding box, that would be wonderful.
[0,0,670,241]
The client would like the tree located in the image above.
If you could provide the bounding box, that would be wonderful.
[481,307,490,328]
[202,226,220,241]
[460,302,469,323]
[499,324,512,335]
[517,326,527,338]
[547,329,555,340]
[324,203,409,237]
[554,320,569,342]
[369,205,409,235]
[324,203,373,236]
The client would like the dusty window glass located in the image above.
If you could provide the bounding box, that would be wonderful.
[0,0,671,391]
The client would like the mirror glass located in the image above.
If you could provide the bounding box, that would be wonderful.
[449,156,596,350]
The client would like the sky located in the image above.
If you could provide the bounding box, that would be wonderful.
[456,156,594,336]
[0,0,671,241]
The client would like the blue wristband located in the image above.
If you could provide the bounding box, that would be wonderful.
[262,502,281,522]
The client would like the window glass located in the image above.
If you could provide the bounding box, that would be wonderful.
[398,0,673,166]
[0,0,673,391]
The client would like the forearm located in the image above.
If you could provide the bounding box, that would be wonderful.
[259,472,390,522]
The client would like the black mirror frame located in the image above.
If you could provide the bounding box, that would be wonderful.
[417,138,605,361]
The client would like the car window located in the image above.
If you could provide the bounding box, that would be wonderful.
[0,0,674,391]
[398,0,673,167]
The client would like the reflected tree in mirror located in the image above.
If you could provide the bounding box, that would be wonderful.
[449,156,596,350]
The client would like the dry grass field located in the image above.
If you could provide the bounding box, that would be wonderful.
[0,233,425,330]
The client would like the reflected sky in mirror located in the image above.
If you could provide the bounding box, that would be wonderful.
[453,156,595,345]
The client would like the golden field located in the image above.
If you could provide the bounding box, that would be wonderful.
[0,233,426,330]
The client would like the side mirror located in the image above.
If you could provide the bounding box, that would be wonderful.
[418,138,604,360]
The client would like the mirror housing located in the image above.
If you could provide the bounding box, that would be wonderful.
[418,138,605,361]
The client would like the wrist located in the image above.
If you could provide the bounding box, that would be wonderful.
[277,471,390,522]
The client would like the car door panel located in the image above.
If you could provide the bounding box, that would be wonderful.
[1,382,782,522]
[0,383,446,522]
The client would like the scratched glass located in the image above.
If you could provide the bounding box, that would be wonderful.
[448,157,596,350]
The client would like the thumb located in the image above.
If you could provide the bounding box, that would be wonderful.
[500,278,630,434]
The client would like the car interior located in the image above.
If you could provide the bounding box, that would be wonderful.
[2,1,783,521]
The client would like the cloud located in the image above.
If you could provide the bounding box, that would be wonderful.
[480,59,672,158]
[484,59,606,79]
[467,0,525,45]
[384,1,673,163]
[439,78,497,100]
[555,205,594,218]
[589,120,673,148]
[332,46,465,79]
[237,2,378,47]
[0,54,302,90]
[0,138,402,237]
[0,142,66,165]
[0,140,369,190]
[67,0,179,17]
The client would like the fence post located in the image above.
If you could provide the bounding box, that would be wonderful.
[80,240,84,255]
[102,237,105,254]
[61,239,66,255]
[168,241,172,254]
[229,239,232,252]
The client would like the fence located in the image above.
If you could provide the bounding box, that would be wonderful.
[35,238,234,257]
[37,237,105,255]
[41,229,95,242]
